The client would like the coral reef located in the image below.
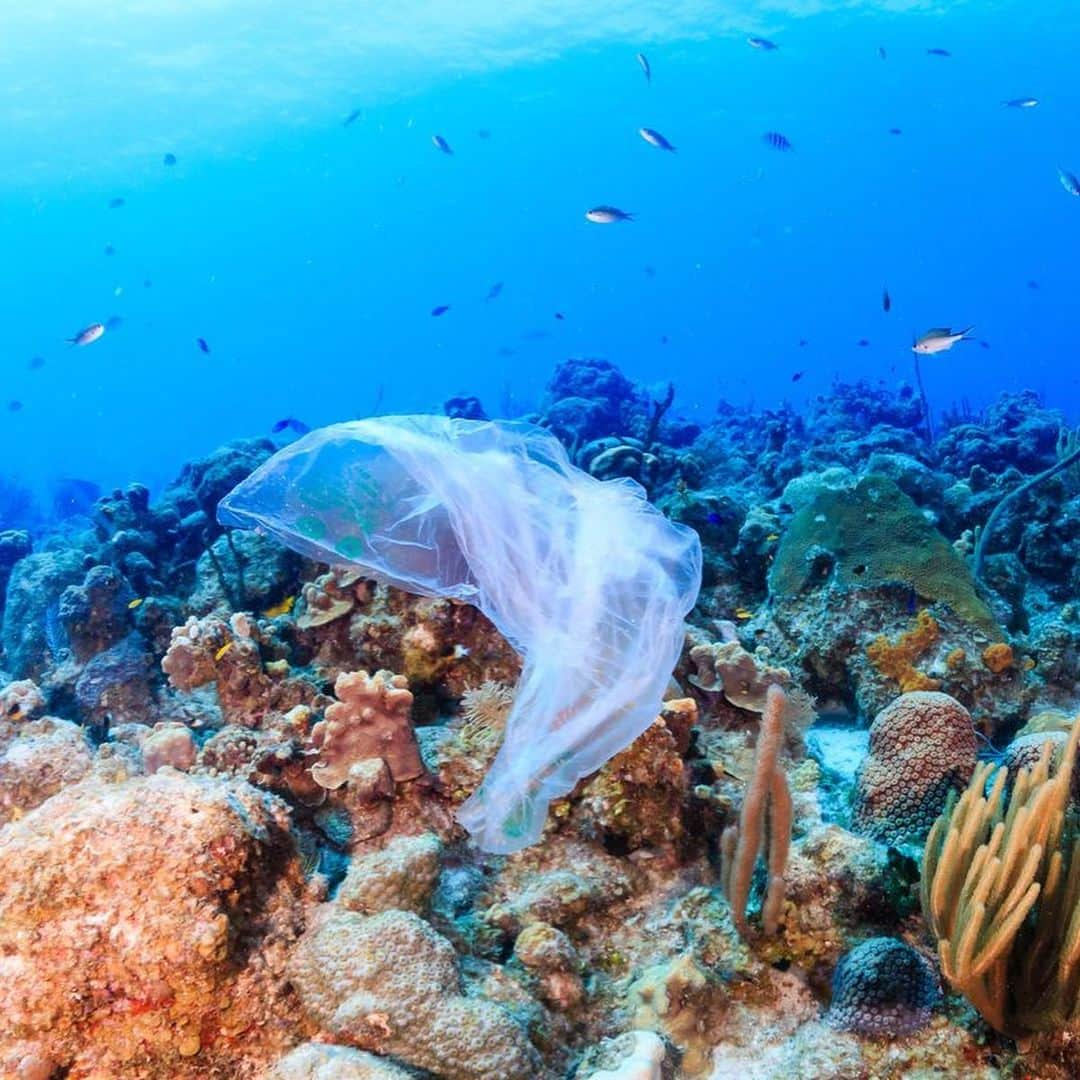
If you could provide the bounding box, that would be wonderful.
[0,361,1077,1078]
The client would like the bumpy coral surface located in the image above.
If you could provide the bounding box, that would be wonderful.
[311,669,423,786]
[852,691,977,846]
[289,908,543,1080]
[0,771,304,1077]
[826,937,941,1037]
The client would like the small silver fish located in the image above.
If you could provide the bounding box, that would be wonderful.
[1002,97,1038,109]
[748,36,778,51]
[432,134,453,155]
[639,127,676,152]
[637,52,651,83]
[67,323,105,346]
[1058,167,1080,196]
[913,326,973,354]
[585,205,634,223]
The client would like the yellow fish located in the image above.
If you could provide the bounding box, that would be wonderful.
[127,597,144,609]
[263,595,296,618]
[214,641,234,662]
[734,607,754,621]
[765,533,780,542]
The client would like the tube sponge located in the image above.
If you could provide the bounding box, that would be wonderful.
[218,416,702,853]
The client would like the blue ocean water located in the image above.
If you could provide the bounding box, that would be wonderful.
[1,0,1077,507]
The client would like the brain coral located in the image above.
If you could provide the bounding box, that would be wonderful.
[852,691,977,846]
[826,937,941,1037]
[288,908,542,1080]
[768,474,998,634]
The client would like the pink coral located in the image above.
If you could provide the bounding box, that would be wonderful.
[852,691,977,845]
[0,771,304,1076]
[311,670,423,787]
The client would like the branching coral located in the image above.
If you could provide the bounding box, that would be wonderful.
[921,714,1080,1037]
[720,683,792,938]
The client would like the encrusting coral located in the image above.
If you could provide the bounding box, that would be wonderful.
[866,609,942,693]
[721,683,792,938]
[921,713,1080,1038]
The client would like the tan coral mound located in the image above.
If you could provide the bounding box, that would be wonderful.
[288,907,543,1080]
[0,771,305,1077]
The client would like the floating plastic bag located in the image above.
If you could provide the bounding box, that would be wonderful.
[218,416,702,852]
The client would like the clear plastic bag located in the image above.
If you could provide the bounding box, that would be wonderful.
[219,416,702,852]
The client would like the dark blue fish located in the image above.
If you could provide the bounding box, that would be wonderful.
[143,279,153,288]
[878,46,887,60]
[485,281,504,302]
[477,128,492,139]
[431,304,450,317]
[1027,280,1039,290]
[271,417,310,435]
[432,134,453,155]
[103,243,116,256]
[497,346,515,358]
[554,312,565,320]
[639,127,676,152]
[905,587,918,614]
[791,370,804,381]
[343,109,362,127]
[748,36,778,51]
[108,197,125,209]
[798,339,808,347]
[28,356,45,371]
[882,287,891,313]
[163,152,177,166]
[927,48,951,57]
[889,128,902,136]
[636,52,651,83]
[763,131,793,152]
[857,338,870,347]
[196,337,210,353]
[8,400,22,413]
[105,315,125,331]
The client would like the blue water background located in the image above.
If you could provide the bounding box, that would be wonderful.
[1,1,1077,503]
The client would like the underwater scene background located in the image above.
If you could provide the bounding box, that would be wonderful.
[3,1,1080,1078]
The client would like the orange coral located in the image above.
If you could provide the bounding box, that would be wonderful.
[866,610,942,692]
[946,648,966,670]
[981,642,1014,674]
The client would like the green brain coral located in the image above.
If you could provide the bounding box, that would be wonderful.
[768,474,998,635]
